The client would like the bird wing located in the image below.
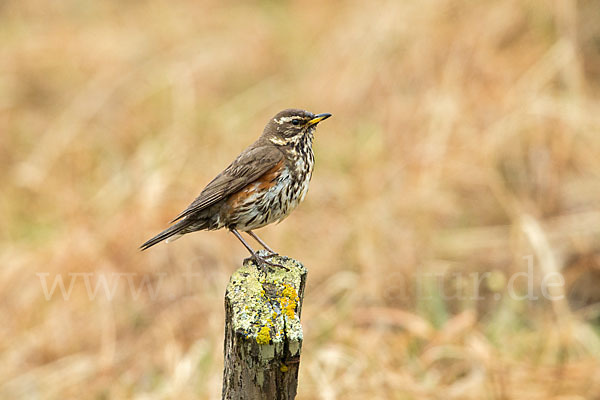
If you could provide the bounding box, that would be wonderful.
[170,143,284,223]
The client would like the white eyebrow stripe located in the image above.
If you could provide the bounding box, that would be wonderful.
[274,116,303,124]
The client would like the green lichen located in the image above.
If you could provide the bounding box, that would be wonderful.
[226,250,307,360]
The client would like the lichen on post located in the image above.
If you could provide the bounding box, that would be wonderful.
[222,250,307,400]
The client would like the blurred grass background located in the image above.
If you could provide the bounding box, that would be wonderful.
[2,0,600,398]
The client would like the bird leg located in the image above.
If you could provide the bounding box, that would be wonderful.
[246,230,277,255]
[230,228,288,271]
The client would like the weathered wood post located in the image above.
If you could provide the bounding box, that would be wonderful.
[222,250,307,400]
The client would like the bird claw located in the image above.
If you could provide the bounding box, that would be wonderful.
[247,253,289,272]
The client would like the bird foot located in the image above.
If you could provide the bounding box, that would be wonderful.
[246,252,289,272]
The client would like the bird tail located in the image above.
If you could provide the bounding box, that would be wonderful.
[140,219,192,251]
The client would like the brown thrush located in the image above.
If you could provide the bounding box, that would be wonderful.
[140,108,332,267]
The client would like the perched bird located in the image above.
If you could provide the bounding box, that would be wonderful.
[140,108,332,267]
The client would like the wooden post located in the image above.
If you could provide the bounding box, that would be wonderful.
[222,250,307,400]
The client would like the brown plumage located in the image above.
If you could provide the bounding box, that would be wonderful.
[140,108,331,266]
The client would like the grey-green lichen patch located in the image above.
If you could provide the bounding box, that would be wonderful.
[226,250,306,361]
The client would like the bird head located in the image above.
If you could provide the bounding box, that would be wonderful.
[263,108,332,146]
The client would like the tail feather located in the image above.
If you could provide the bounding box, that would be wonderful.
[140,220,191,251]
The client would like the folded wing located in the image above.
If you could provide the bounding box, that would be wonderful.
[171,143,284,223]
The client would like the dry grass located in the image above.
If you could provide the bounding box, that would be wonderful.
[2,0,600,398]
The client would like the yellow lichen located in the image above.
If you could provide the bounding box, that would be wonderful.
[279,283,299,319]
[280,364,289,372]
[256,326,271,344]
[281,283,297,300]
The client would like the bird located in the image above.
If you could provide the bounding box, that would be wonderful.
[140,108,332,268]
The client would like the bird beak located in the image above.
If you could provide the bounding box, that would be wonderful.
[307,113,332,126]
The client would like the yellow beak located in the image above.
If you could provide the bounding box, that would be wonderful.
[307,113,332,126]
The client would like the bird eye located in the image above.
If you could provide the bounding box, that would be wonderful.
[291,119,301,126]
